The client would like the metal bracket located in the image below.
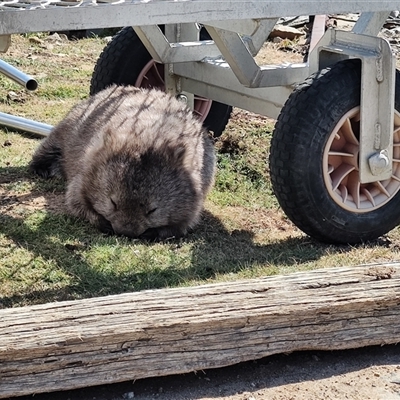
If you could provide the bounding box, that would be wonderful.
[205,18,278,56]
[134,18,278,65]
[309,29,395,184]
[133,24,220,63]
[174,59,293,119]
[133,19,307,118]
[163,23,201,109]
[136,20,310,89]
[203,23,309,88]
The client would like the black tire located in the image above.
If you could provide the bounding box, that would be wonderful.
[90,26,232,137]
[269,59,400,244]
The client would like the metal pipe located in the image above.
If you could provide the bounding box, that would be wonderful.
[0,59,38,91]
[0,112,52,136]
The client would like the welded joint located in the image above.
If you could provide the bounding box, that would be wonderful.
[203,24,260,87]
[241,18,279,56]
[202,19,264,36]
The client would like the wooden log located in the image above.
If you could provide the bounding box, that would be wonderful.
[1,263,400,398]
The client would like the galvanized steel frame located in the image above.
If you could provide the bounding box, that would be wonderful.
[0,1,398,181]
[0,1,398,34]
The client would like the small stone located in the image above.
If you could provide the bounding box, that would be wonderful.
[6,90,27,103]
[45,32,62,43]
[26,53,38,60]
[28,36,44,44]
[7,91,19,101]
[3,139,11,146]
[58,33,69,42]
[269,25,304,40]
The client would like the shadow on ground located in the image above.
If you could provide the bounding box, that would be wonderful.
[0,164,392,307]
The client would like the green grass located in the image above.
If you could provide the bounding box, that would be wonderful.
[1,34,400,308]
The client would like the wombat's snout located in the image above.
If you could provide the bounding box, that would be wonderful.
[97,215,114,235]
[139,227,162,241]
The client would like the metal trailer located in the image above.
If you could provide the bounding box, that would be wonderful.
[0,1,399,244]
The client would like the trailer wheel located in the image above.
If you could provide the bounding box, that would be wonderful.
[90,26,232,137]
[269,59,400,244]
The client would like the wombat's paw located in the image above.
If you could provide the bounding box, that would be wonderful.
[29,162,56,179]
[29,150,62,179]
[139,226,185,242]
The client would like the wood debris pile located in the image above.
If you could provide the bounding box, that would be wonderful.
[271,13,400,58]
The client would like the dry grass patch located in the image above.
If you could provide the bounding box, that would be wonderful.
[1,33,400,309]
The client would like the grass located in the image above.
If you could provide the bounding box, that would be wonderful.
[1,33,400,308]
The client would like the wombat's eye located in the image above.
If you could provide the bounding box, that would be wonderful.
[147,208,157,215]
[110,198,118,210]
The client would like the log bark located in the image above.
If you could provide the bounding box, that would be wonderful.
[1,263,400,398]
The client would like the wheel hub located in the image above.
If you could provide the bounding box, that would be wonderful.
[135,60,212,123]
[323,107,400,213]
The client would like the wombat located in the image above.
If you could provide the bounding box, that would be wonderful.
[29,85,216,240]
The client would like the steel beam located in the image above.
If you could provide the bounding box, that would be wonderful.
[0,1,399,35]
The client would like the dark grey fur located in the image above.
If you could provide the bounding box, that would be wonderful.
[30,85,216,240]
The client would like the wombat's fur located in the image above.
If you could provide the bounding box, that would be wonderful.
[29,85,216,240]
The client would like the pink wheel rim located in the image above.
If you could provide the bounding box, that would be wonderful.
[134,60,212,122]
[323,107,400,212]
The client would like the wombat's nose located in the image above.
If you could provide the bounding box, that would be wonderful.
[98,215,114,235]
[139,227,160,241]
